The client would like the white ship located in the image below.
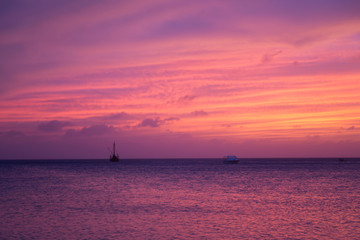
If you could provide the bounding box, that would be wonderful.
[223,155,239,164]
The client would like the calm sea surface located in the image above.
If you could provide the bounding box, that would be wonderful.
[1,158,360,239]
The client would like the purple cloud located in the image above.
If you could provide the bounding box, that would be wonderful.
[177,95,197,104]
[164,117,179,122]
[107,112,129,120]
[38,120,70,132]
[65,124,115,137]
[189,110,208,117]
[137,118,162,128]
[137,117,178,128]
[1,130,25,138]
[261,50,282,64]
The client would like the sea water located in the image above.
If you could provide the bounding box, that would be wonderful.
[1,158,359,239]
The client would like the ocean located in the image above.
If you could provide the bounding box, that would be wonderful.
[1,158,359,239]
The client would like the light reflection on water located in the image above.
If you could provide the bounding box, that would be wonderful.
[1,158,359,239]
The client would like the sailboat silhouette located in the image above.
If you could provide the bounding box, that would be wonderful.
[109,141,119,162]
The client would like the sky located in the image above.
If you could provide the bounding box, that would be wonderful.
[1,0,360,159]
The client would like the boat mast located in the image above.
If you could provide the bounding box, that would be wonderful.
[113,141,116,156]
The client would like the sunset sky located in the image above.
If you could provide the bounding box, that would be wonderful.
[1,0,360,159]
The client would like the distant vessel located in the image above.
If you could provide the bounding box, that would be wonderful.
[109,141,120,162]
[223,155,239,164]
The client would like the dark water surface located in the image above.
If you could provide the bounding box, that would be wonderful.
[1,158,360,239]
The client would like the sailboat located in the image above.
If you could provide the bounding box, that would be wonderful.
[109,141,120,162]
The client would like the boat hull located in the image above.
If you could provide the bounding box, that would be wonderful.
[223,160,239,164]
[223,155,239,164]
[109,155,119,162]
